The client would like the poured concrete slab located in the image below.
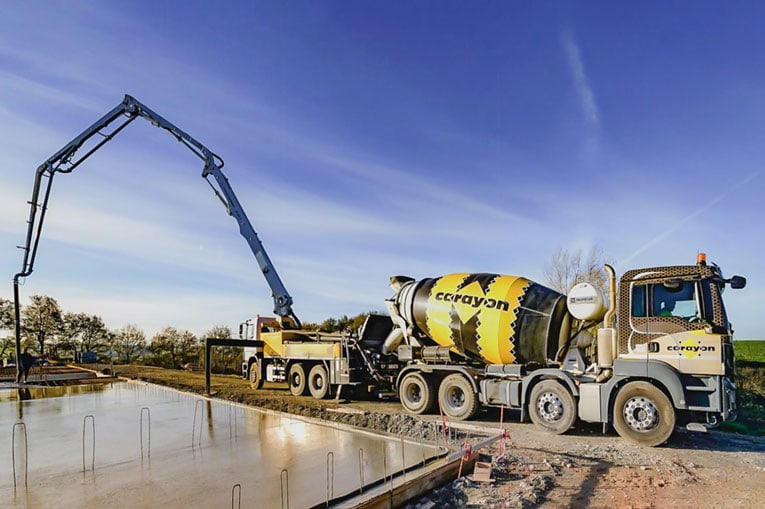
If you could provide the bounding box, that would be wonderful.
[0,382,443,508]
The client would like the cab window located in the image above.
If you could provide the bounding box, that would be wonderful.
[652,282,698,319]
[631,281,700,320]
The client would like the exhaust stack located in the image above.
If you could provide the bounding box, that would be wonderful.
[597,264,617,369]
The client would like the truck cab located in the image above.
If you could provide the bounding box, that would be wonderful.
[612,260,742,428]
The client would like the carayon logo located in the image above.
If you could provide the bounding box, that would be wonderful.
[667,338,716,359]
[434,281,510,323]
[435,290,509,315]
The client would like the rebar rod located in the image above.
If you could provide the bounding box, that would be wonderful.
[12,422,28,488]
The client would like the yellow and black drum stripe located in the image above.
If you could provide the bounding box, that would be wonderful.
[408,273,568,366]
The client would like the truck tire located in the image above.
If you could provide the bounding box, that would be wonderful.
[249,360,264,389]
[308,364,330,399]
[399,372,436,414]
[613,381,675,447]
[528,379,577,434]
[288,363,307,396]
[438,373,480,420]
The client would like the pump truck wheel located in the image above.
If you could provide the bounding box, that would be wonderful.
[249,360,264,389]
[613,381,675,447]
[308,364,330,399]
[528,379,577,434]
[438,373,481,420]
[399,372,436,414]
[288,363,307,396]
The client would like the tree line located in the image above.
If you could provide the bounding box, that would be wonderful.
[0,294,377,373]
[0,295,238,371]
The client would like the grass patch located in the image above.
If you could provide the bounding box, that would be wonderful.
[723,359,765,435]
[721,421,749,434]
[734,340,765,364]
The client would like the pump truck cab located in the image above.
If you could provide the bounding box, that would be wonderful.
[384,253,745,446]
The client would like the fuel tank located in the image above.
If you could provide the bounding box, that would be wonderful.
[390,273,570,365]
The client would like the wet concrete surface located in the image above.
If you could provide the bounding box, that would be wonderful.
[0,382,443,508]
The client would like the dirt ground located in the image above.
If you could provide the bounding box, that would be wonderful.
[109,365,765,508]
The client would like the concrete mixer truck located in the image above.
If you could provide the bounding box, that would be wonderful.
[382,254,745,446]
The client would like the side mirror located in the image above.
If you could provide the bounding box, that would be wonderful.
[729,275,746,290]
[238,323,246,339]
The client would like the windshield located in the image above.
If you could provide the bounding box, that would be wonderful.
[631,279,721,326]
[652,281,699,320]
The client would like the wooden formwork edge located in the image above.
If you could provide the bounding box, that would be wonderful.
[334,453,477,509]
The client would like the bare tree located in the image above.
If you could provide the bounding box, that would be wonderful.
[0,298,13,331]
[0,298,14,360]
[113,324,146,364]
[543,245,610,294]
[205,325,235,373]
[21,295,63,356]
[176,330,199,365]
[150,327,199,368]
[63,312,110,358]
[205,325,232,339]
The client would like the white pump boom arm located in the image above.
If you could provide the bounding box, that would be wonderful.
[12,94,300,376]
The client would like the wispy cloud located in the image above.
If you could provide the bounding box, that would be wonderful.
[0,70,105,114]
[560,29,600,127]
[618,170,762,267]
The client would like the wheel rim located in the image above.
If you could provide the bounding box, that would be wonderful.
[446,386,465,409]
[313,375,324,390]
[291,373,302,387]
[623,396,659,431]
[405,382,422,404]
[537,392,564,422]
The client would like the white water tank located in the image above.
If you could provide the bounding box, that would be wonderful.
[567,283,607,321]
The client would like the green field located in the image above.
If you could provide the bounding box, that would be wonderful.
[734,340,765,364]
[723,340,765,435]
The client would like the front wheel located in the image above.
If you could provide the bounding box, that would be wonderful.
[528,379,577,434]
[249,360,263,389]
[288,363,307,396]
[613,381,675,447]
[438,373,480,420]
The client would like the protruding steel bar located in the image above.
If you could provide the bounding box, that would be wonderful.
[82,414,95,472]
[280,468,289,509]
[358,448,365,494]
[326,451,334,506]
[231,483,241,509]
[12,422,28,488]
[140,407,151,460]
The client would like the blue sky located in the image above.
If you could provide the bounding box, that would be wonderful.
[0,1,762,339]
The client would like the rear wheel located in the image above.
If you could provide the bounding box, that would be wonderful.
[249,360,263,389]
[613,381,675,447]
[528,380,577,434]
[399,372,436,414]
[438,373,480,420]
[308,364,330,399]
[288,363,307,396]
